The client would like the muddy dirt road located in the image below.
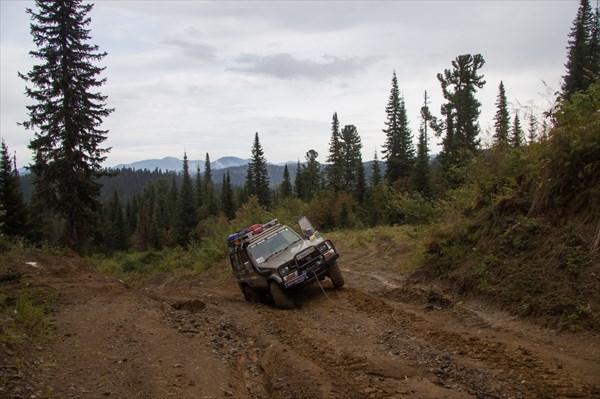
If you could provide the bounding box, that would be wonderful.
[9,256,600,399]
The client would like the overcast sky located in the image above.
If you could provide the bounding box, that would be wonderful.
[1,0,577,168]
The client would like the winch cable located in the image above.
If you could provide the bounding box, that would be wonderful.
[311,271,405,328]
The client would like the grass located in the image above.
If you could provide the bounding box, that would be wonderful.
[0,263,58,351]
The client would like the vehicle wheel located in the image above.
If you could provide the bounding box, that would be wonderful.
[269,282,295,309]
[243,286,262,303]
[329,262,345,289]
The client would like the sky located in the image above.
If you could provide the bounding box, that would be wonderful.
[0,0,578,169]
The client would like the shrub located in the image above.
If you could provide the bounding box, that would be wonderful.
[531,82,600,215]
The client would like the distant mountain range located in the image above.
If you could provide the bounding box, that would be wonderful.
[113,156,253,172]
[19,155,385,201]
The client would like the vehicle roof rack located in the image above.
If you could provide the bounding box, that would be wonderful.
[227,219,280,249]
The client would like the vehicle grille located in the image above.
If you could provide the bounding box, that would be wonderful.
[296,247,322,272]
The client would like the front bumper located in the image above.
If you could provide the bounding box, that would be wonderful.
[282,253,339,289]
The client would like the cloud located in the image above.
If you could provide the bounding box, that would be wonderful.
[161,38,217,62]
[230,53,375,81]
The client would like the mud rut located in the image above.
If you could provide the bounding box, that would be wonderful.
[22,262,600,399]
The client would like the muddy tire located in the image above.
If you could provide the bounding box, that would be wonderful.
[243,286,262,303]
[269,282,295,309]
[329,262,345,289]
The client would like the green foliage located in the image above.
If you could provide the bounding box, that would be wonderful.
[493,81,510,146]
[532,81,600,215]
[307,189,363,230]
[562,0,599,98]
[0,141,28,238]
[279,164,293,199]
[295,150,322,202]
[383,71,415,187]
[272,197,309,228]
[221,171,235,220]
[340,125,366,203]
[174,153,198,247]
[326,112,344,192]
[246,133,271,208]
[0,257,57,348]
[435,54,486,183]
[413,91,433,198]
[20,0,113,251]
[385,190,439,225]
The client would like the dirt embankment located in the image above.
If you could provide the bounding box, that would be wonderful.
[2,252,599,399]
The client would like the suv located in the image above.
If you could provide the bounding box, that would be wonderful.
[227,217,344,308]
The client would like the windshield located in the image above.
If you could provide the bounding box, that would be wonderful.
[249,228,301,264]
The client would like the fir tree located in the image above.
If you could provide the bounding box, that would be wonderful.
[510,113,525,149]
[562,0,599,98]
[493,81,510,146]
[132,207,151,251]
[280,164,293,199]
[221,171,235,220]
[355,160,366,204]
[195,164,203,209]
[20,0,113,250]
[293,160,303,199]
[370,150,382,187]
[527,110,538,144]
[107,189,127,252]
[168,175,178,220]
[589,4,600,81]
[340,125,365,202]
[203,153,218,217]
[125,197,137,239]
[326,112,344,191]
[297,150,321,202]
[246,133,270,207]
[174,153,197,247]
[0,141,28,237]
[413,91,433,198]
[153,179,171,240]
[382,71,415,186]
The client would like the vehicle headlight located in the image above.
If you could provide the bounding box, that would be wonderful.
[279,264,292,276]
[317,242,331,252]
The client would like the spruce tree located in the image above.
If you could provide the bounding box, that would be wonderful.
[589,4,600,82]
[154,179,171,242]
[246,132,270,207]
[107,189,127,252]
[527,111,538,144]
[493,81,510,146]
[280,164,293,199]
[562,0,599,98]
[340,125,365,202]
[293,160,304,199]
[20,0,113,250]
[0,141,28,237]
[221,171,235,220]
[510,113,524,149]
[203,153,218,217]
[355,160,366,204]
[382,71,415,186]
[168,175,178,221]
[326,112,344,191]
[195,164,203,209]
[297,150,321,202]
[370,150,382,187]
[413,91,433,198]
[174,153,197,247]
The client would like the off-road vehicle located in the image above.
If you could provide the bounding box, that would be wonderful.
[227,217,344,308]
